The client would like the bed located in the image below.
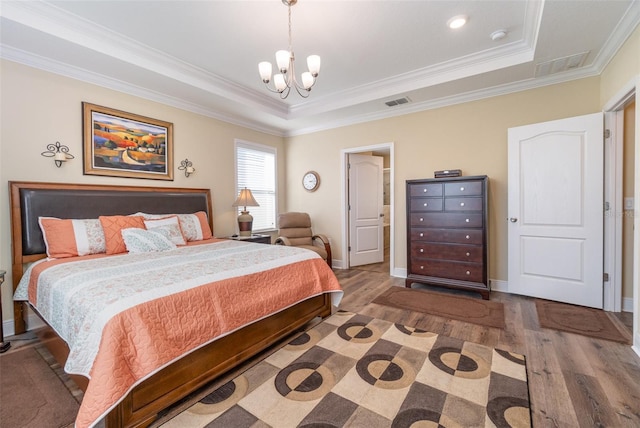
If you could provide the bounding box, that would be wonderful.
[9,181,342,428]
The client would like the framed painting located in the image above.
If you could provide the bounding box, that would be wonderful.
[83,102,174,180]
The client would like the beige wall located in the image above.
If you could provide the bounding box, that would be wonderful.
[0,60,285,328]
[600,25,640,106]
[285,78,601,281]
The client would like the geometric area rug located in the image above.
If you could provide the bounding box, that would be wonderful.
[161,311,531,427]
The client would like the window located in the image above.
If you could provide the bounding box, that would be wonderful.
[235,140,277,231]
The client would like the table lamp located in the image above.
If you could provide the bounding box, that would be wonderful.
[232,188,259,237]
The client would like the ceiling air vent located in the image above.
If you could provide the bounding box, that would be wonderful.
[385,97,411,107]
[535,51,589,77]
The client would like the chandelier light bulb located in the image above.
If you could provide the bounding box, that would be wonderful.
[301,72,314,89]
[276,50,290,72]
[274,74,287,92]
[258,62,272,83]
[307,55,321,77]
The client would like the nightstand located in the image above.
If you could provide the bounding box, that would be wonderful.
[228,234,271,244]
[0,270,9,353]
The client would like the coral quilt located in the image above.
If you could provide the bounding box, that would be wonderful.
[15,239,343,427]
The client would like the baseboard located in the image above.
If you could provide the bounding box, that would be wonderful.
[622,297,634,312]
[2,311,46,337]
[393,267,407,278]
[490,279,508,293]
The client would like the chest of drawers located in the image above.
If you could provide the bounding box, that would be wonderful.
[405,175,489,299]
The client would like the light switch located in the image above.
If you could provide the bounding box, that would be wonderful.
[624,197,634,210]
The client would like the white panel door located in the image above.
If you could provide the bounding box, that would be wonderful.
[349,154,384,266]
[508,112,604,308]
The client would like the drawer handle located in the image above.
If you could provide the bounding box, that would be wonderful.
[420,266,424,270]
[466,270,471,275]
[423,202,428,207]
[423,189,428,193]
[420,218,424,222]
[420,249,424,253]
[460,186,465,191]
[466,235,470,239]
[465,218,470,222]
[460,202,465,207]
[466,252,470,257]
[419,233,424,237]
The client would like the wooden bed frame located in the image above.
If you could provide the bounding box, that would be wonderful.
[9,181,333,428]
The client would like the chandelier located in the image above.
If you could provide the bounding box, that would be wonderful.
[258,0,320,99]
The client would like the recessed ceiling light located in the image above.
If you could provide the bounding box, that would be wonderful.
[447,15,468,29]
[490,29,507,41]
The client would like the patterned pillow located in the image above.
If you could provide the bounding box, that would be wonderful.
[136,211,213,241]
[99,215,146,255]
[39,217,106,259]
[144,216,186,246]
[121,228,176,253]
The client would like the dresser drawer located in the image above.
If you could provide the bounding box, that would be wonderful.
[408,183,443,198]
[444,181,483,197]
[409,228,483,245]
[410,242,482,263]
[410,213,483,228]
[410,198,443,212]
[444,197,483,212]
[410,260,484,283]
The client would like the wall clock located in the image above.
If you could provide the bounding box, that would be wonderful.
[302,171,320,192]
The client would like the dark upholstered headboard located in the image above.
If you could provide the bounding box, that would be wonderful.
[10,181,213,257]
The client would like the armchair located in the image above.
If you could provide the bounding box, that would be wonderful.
[275,212,332,268]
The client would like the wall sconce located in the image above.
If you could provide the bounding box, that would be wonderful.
[178,159,196,177]
[41,141,74,167]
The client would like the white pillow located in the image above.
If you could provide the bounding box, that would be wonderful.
[121,228,177,253]
[144,216,186,246]
[134,212,212,241]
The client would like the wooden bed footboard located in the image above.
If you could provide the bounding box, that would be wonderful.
[111,293,332,428]
[35,294,332,428]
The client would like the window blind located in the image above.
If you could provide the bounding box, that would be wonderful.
[235,141,277,231]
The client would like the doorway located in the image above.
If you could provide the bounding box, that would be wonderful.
[341,143,394,274]
[603,80,637,345]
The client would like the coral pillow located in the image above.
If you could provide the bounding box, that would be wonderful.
[39,217,106,259]
[99,215,146,255]
[144,216,186,246]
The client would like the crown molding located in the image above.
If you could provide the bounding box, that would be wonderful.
[0,44,287,137]
[0,0,289,119]
[1,0,636,138]
[286,65,601,137]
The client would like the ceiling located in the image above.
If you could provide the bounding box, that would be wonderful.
[1,0,639,137]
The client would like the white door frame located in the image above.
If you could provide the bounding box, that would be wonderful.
[341,143,395,274]
[603,75,638,352]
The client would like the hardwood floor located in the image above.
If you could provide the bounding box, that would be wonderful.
[334,268,640,428]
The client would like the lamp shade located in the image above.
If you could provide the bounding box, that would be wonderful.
[232,188,259,210]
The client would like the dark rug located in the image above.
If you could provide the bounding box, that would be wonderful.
[372,287,506,329]
[535,300,632,344]
[161,311,530,427]
[0,345,80,428]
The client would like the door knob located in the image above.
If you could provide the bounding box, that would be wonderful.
[509,217,518,222]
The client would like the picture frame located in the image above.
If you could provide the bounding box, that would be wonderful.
[83,102,174,180]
